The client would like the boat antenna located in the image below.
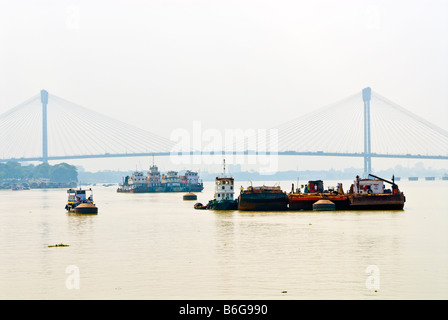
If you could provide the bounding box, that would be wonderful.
[223,158,226,175]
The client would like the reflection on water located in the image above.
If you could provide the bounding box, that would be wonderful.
[0,180,447,299]
[66,213,97,236]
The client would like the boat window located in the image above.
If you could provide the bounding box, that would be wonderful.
[222,186,225,190]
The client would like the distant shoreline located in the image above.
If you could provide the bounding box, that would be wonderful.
[77,168,448,184]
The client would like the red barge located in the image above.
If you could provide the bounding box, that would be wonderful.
[347,174,405,210]
[288,180,350,210]
[288,174,405,211]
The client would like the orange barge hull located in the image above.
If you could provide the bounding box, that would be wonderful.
[288,194,350,210]
[347,193,405,210]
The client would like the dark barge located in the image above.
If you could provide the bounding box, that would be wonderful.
[238,185,289,211]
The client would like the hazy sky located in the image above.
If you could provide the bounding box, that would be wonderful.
[1,0,448,172]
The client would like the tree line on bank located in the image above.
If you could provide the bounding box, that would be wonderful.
[0,161,78,183]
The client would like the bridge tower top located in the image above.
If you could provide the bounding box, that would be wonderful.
[362,87,371,102]
[41,89,48,104]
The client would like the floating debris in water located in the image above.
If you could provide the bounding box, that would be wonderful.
[48,243,70,247]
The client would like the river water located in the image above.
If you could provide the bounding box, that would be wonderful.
[0,179,447,300]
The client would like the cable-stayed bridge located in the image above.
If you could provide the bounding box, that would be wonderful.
[1,88,447,176]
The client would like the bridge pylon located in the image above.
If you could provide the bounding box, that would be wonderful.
[362,87,372,177]
[41,89,48,163]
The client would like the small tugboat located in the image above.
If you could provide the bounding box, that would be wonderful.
[238,184,288,211]
[65,188,98,214]
[194,160,238,210]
